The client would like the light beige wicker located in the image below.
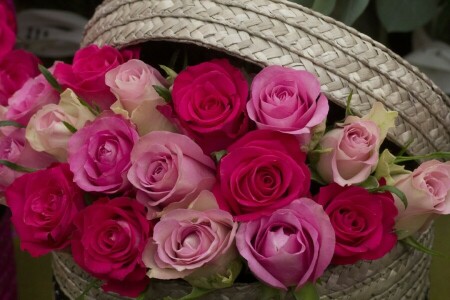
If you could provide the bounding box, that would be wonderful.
[51,0,449,299]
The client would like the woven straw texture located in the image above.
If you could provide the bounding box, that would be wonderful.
[53,226,433,300]
[82,0,450,156]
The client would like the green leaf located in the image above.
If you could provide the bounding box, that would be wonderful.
[311,0,336,15]
[38,64,63,93]
[0,120,25,128]
[292,283,319,300]
[331,0,370,25]
[163,287,212,300]
[153,85,172,103]
[397,137,414,157]
[0,160,36,173]
[368,185,408,208]
[345,90,353,117]
[62,121,77,133]
[259,284,286,300]
[75,279,102,300]
[309,147,333,154]
[186,260,242,290]
[290,0,314,7]
[394,152,450,164]
[358,176,379,189]
[310,168,327,185]
[78,97,100,116]
[401,236,447,258]
[376,0,441,32]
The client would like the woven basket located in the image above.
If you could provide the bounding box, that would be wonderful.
[52,0,450,299]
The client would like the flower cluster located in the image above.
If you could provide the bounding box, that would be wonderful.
[2,44,449,298]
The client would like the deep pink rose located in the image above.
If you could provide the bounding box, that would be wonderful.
[54,45,139,109]
[236,199,335,290]
[0,128,55,193]
[0,50,40,106]
[128,131,216,219]
[247,66,329,144]
[316,120,380,186]
[315,183,398,265]
[72,197,152,297]
[170,59,249,153]
[6,72,59,126]
[0,2,15,60]
[143,201,237,280]
[393,160,450,238]
[67,114,139,194]
[6,163,84,257]
[213,130,311,221]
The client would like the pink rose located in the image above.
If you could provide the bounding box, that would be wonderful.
[68,114,139,194]
[0,50,40,106]
[213,130,311,221]
[315,184,397,264]
[236,199,335,290]
[0,128,55,193]
[393,160,450,238]
[54,45,139,110]
[143,195,238,281]
[0,2,15,60]
[316,120,380,186]
[170,59,249,153]
[6,163,84,257]
[106,59,167,112]
[247,66,329,144]
[127,131,216,219]
[6,72,59,126]
[72,197,152,297]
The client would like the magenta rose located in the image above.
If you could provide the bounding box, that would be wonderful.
[67,113,139,194]
[316,120,380,186]
[6,71,59,126]
[0,50,40,106]
[143,200,238,281]
[0,2,15,60]
[170,59,249,153]
[393,160,450,238]
[247,66,329,144]
[236,198,335,290]
[0,128,55,193]
[6,163,84,257]
[127,131,216,219]
[213,130,310,221]
[315,183,398,265]
[54,45,139,109]
[72,197,152,297]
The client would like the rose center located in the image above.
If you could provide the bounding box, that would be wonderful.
[96,139,118,164]
[338,208,365,232]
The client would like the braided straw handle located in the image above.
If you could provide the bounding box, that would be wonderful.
[82,0,450,156]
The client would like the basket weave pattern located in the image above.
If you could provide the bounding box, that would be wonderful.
[83,0,450,156]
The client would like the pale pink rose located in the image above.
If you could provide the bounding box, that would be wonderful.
[106,59,168,112]
[247,66,329,145]
[236,198,335,291]
[7,72,59,126]
[127,131,216,219]
[393,160,450,238]
[0,128,55,193]
[316,120,380,186]
[143,192,238,280]
[25,89,96,161]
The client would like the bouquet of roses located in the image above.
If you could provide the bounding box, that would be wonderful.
[2,44,449,299]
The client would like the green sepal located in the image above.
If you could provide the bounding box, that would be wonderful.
[394,152,450,164]
[38,64,63,93]
[397,137,414,156]
[357,176,379,189]
[163,287,212,300]
[62,121,77,133]
[0,160,36,173]
[0,120,25,128]
[259,284,287,300]
[160,65,178,85]
[75,279,102,300]
[368,185,407,208]
[211,150,228,163]
[292,283,319,300]
[78,97,100,116]
[153,85,173,103]
[345,90,354,117]
[375,149,410,186]
[401,236,447,258]
[310,167,327,186]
